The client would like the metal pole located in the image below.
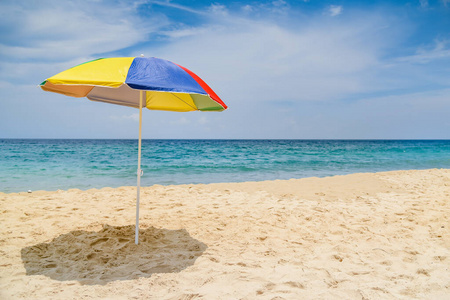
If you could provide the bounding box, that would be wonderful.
[135,90,143,244]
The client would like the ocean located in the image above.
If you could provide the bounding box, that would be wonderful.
[1,139,449,193]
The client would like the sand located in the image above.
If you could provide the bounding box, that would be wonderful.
[0,169,449,299]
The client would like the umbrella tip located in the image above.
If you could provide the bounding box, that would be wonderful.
[140,54,144,57]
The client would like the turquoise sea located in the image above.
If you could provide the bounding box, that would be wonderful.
[1,139,449,193]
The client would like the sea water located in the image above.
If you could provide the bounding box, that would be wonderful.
[0,139,449,193]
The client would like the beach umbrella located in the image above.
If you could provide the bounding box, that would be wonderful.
[40,56,227,244]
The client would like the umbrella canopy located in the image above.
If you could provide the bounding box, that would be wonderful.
[41,56,227,244]
[41,56,227,112]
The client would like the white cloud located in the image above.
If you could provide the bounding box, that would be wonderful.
[397,39,450,63]
[208,4,228,16]
[0,57,102,85]
[420,0,429,8]
[197,116,209,125]
[146,11,391,104]
[148,0,206,15]
[242,4,253,13]
[327,5,343,17]
[160,27,209,39]
[239,0,290,16]
[0,0,166,62]
[110,113,140,122]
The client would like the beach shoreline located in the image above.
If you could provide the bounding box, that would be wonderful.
[2,139,449,194]
[1,169,449,299]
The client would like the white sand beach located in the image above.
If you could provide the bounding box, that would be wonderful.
[0,169,449,299]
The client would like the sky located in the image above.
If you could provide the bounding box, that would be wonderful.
[0,0,449,139]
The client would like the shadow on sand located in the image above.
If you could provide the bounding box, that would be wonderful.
[21,224,207,285]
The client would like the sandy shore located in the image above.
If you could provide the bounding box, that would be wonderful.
[0,169,449,299]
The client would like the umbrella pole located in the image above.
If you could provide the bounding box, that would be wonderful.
[135,90,144,244]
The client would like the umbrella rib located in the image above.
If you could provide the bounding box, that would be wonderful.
[170,93,199,111]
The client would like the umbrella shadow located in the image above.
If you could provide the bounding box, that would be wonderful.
[21,224,207,285]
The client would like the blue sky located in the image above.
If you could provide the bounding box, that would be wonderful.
[0,0,449,139]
